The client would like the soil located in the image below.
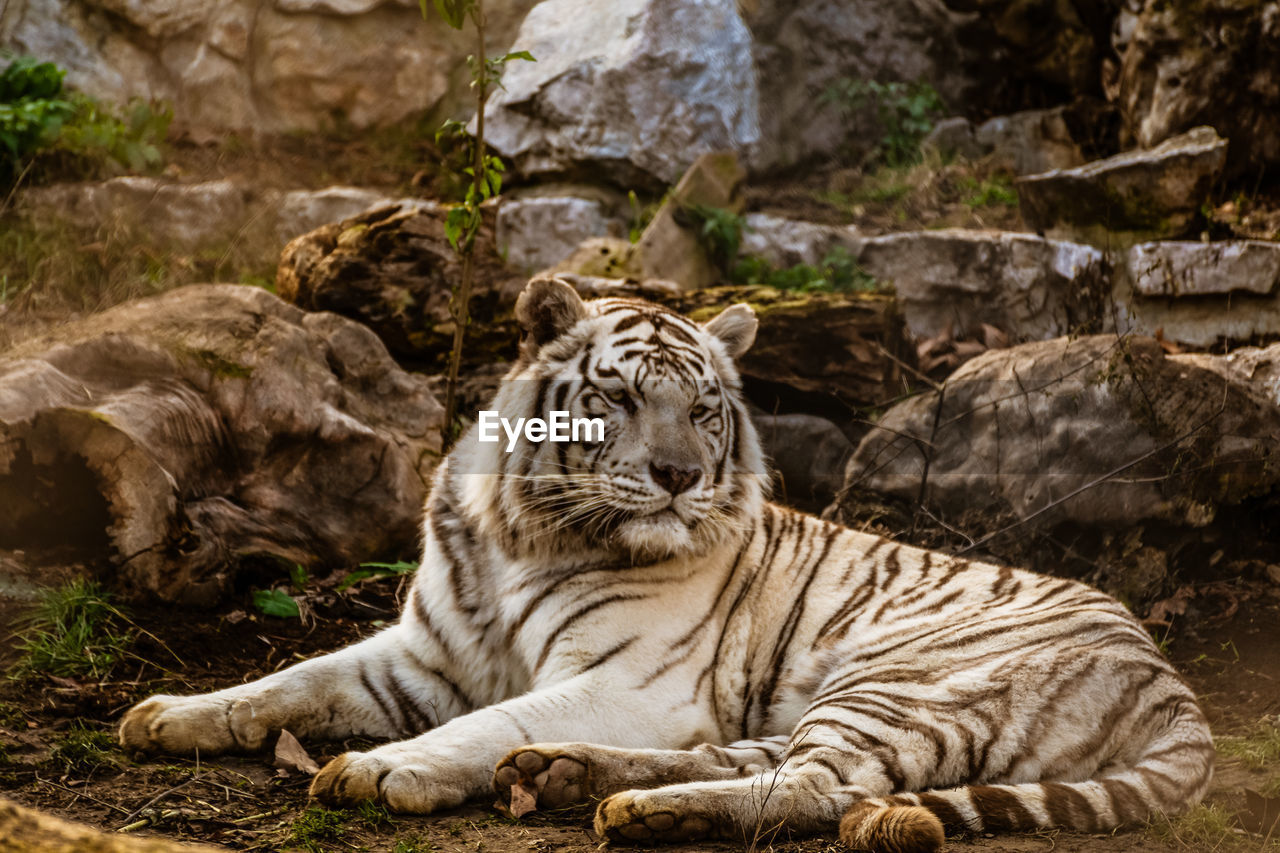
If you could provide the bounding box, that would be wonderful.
[1,565,1277,853]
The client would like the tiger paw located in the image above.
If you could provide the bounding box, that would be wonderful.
[118,694,270,755]
[594,791,716,844]
[311,750,466,814]
[494,746,591,811]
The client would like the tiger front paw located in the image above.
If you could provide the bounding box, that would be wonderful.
[118,694,271,755]
[311,750,467,814]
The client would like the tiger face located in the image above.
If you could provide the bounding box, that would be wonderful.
[458,278,767,562]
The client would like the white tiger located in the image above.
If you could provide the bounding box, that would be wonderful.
[120,278,1213,852]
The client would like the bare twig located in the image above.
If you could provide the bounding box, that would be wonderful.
[910,383,946,538]
[117,770,211,827]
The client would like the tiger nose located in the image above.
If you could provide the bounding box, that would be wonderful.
[650,462,702,495]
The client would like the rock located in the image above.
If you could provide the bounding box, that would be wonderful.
[1173,343,1280,410]
[496,189,627,274]
[277,202,526,370]
[1113,244,1280,348]
[1114,0,1280,175]
[921,117,986,162]
[851,229,1108,344]
[21,177,249,250]
[740,213,852,269]
[548,237,641,280]
[973,107,1087,175]
[753,412,855,511]
[1015,126,1228,248]
[631,151,745,290]
[275,186,398,243]
[0,284,442,605]
[1127,241,1280,298]
[924,108,1089,175]
[0,0,537,137]
[731,219,1109,347]
[745,0,986,171]
[482,0,759,187]
[838,335,1280,535]
[543,153,744,289]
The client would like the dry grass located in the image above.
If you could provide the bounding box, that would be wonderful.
[0,210,278,350]
[1147,802,1275,851]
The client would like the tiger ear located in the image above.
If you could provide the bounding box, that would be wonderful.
[703,303,757,359]
[515,276,588,355]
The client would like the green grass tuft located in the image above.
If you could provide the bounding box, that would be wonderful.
[9,579,133,681]
[50,722,119,771]
[288,806,353,852]
[1218,720,1280,771]
[1148,803,1245,850]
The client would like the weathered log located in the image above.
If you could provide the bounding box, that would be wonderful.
[0,284,442,606]
[0,794,219,852]
[276,205,912,415]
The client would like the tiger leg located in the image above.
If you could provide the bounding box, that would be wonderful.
[120,620,470,755]
[493,736,788,810]
[592,720,941,848]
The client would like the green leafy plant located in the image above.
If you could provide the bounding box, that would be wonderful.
[423,1,534,450]
[0,57,74,180]
[681,203,746,275]
[733,247,879,294]
[337,560,418,591]
[823,78,945,167]
[252,588,300,619]
[50,722,118,771]
[962,174,1018,209]
[9,580,133,680]
[288,806,352,852]
[0,55,170,190]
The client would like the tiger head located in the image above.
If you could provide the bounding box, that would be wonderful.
[454,277,767,562]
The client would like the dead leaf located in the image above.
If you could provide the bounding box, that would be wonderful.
[1145,586,1194,626]
[273,729,320,776]
[509,781,538,818]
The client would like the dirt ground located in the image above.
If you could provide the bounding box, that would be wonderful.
[1,564,1277,853]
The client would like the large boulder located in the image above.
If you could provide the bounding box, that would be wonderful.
[481,0,760,188]
[1113,0,1280,175]
[837,334,1280,534]
[0,0,537,137]
[0,284,442,606]
[1016,126,1228,247]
